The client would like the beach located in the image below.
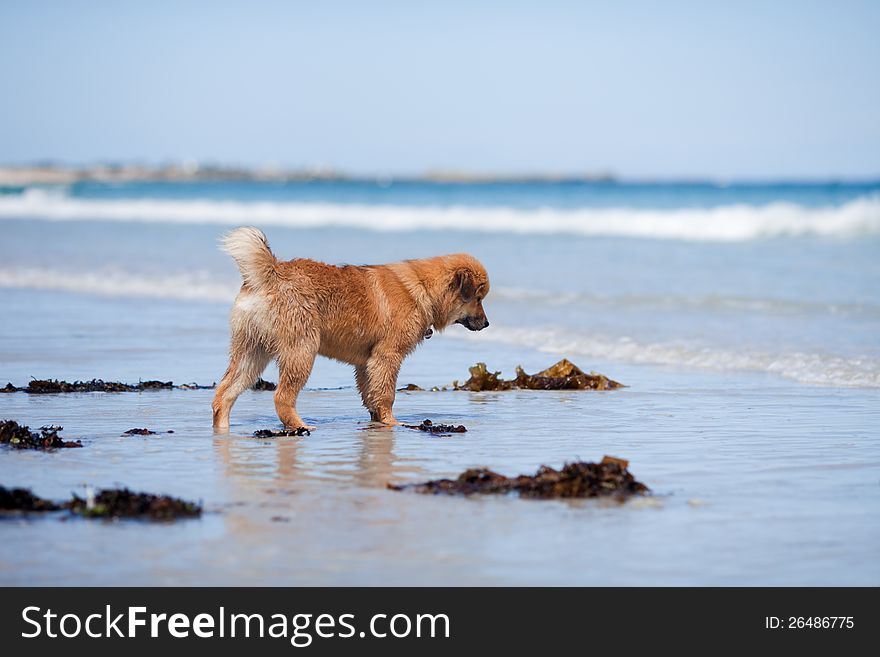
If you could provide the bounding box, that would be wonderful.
[1,179,879,585]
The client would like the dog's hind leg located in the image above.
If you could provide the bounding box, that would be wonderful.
[274,344,318,430]
[212,343,271,429]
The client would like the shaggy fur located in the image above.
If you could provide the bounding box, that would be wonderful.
[212,227,490,429]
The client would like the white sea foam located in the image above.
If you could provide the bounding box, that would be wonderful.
[1,188,878,242]
[449,325,880,388]
[0,267,238,302]
[490,286,880,318]
[2,266,877,387]
[7,266,868,317]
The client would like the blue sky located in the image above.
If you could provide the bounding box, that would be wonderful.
[1,0,878,178]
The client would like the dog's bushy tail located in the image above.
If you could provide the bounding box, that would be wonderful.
[221,226,277,291]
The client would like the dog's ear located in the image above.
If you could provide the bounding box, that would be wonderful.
[452,269,477,302]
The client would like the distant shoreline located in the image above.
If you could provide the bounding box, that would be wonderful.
[0,164,877,187]
[0,164,616,187]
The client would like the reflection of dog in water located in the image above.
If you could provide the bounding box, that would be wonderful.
[212,227,491,430]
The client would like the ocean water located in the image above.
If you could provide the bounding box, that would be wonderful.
[0,179,878,585]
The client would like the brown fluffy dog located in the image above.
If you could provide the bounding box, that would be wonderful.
[212,227,490,430]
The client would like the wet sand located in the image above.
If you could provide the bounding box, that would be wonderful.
[1,363,877,586]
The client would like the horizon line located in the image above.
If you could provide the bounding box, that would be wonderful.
[1,161,879,186]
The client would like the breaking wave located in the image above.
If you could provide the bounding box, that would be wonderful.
[1,188,878,242]
[449,326,880,389]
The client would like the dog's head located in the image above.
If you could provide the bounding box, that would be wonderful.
[446,255,490,331]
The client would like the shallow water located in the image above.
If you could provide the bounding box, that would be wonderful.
[1,180,878,585]
[1,365,878,585]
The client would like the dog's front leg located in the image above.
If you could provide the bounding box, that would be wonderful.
[355,365,380,422]
[275,349,317,430]
[365,350,403,425]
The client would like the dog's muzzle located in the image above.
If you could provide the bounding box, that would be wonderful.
[457,317,490,331]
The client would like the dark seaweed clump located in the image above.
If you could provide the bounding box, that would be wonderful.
[67,488,202,520]
[0,486,60,512]
[0,420,82,450]
[454,359,624,392]
[1,485,201,520]
[251,378,277,391]
[254,427,311,437]
[390,456,648,499]
[22,379,172,394]
[397,383,445,392]
[405,419,467,435]
[122,428,174,436]
[2,379,217,393]
[138,380,174,390]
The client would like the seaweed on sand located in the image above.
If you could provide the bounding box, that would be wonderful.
[398,383,446,392]
[454,359,624,392]
[389,456,648,499]
[122,428,174,436]
[513,359,624,390]
[253,427,311,437]
[404,419,468,435]
[3,378,215,392]
[26,379,133,393]
[454,363,513,391]
[0,486,60,512]
[176,382,216,390]
[23,379,173,393]
[251,378,277,391]
[0,420,82,450]
[67,488,202,520]
[1,485,201,520]
[137,380,174,390]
